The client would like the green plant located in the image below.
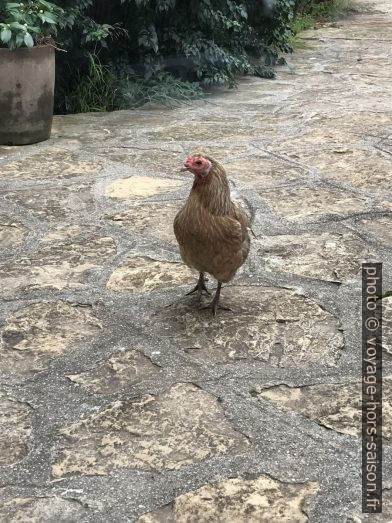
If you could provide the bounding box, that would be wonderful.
[289,12,314,49]
[291,13,314,33]
[116,71,204,109]
[290,0,359,49]
[0,0,65,49]
[59,57,204,113]
[54,0,296,113]
[295,0,359,21]
[59,52,118,113]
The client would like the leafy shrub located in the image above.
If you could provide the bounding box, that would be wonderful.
[295,0,358,21]
[116,71,205,109]
[0,0,64,49]
[57,54,204,113]
[289,0,359,50]
[0,0,294,112]
[1,0,354,114]
[53,0,296,113]
[58,52,118,113]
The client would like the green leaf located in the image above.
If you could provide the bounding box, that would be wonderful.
[9,22,26,30]
[43,12,57,24]
[0,28,12,44]
[24,32,34,48]
[15,32,24,47]
[8,39,17,51]
[28,26,41,34]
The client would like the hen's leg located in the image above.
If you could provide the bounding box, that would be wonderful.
[186,272,211,299]
[201,282,232,316]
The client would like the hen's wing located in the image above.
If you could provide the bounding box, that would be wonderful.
[175,205,242,246]
[174,199,250,282]
[207,213,249,282]
[173,206,187,247]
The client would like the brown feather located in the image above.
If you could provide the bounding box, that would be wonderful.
[173,155,250,283]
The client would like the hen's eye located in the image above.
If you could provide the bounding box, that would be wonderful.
[195,160,202,165]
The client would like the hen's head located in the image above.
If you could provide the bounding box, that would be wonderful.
[182,154,212,180]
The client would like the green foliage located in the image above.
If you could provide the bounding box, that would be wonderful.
[58,52,204,113]
[53,0,296,113]
[0,0,64,49]
[1,0,357,114]
[0,0,296,112]
[288,12,314,49]
[295,0,358,21]
[116,71,204,109]
[291,13,314,33]
[58,52,118,113]
[290,0,358,48]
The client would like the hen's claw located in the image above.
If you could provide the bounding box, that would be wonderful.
[200,301,232,316]
[200,282,232,316]
[186,272,211,299]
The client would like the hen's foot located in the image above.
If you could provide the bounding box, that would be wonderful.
[186,272,211,300]
[200,282,232,316]
[200,301,232,316]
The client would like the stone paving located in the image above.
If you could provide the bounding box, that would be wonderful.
[0,0,391,521]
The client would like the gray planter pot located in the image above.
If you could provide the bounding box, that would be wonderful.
[0,45,55,146]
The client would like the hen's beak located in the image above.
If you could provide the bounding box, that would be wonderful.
[180,165,190,172]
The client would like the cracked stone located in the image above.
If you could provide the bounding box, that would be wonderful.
[0,301,102,372]
[358,215,392,245]
[67,350,161,394]
[137,475,319,523]
[85,145,184,175]
[0,145,18,159]
[52,383,249,477]
[106,202,181,244]
[0,389,31,465]
[51,111,179,143]
[378,135,392,156]
[155,286,344,367]
[193,145,250,157]
[293,148,392,193]
[255,231,371,282]
[213,87,295,110]
[304,23,392,42]
[0,497,88,522]
[267,111,392,153]
[145,120,265,141]
[0,225,116,297]
[0,214,27,248]
[257,379,392,443]
[225,155,307,188]
[261,187,367,221]
[107,256,193,293]
[269,127,355,152]
[346,487,392,522]
[0,150,102,180]
[107,176,184,199]
[2,184,94,221]
[179,146,251,168]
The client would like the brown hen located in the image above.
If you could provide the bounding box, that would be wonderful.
[173,154,250,315]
